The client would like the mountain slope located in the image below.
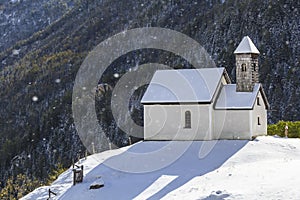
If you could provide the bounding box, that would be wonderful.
[0,0,75,51]
[0,0,299,197]
[22,136,300,200]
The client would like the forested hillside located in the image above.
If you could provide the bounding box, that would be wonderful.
[0,0,76,51]
[0,0,299,198]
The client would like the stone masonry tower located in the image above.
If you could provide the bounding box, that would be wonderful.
[234,36,260,92]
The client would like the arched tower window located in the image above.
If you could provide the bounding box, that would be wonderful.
[252,63,256,71]
[185,111,191,128]
[241,63,246,72]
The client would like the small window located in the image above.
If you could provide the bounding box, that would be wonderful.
[252,63,257,71]
[241,63,246,72]
[258,117,261,125]
[257,97,260,106]
[185,111,191,128]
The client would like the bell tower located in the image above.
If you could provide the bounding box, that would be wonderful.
[234,36,260,92]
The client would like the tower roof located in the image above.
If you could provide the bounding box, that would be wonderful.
[234,36,260,54]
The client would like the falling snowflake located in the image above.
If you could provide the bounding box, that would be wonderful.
[113,73,120,78]
[55,78,61,83]
[32,96,38,102]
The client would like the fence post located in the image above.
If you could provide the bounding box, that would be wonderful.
[48,188,57,199]
[81,165,84,180]
[128,136,132,145]
[73,169,76,186]
[77,150,81,163]
[92,142,95,154]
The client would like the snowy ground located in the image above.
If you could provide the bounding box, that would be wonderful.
[22,136,300,200]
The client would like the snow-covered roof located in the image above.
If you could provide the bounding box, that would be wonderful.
[234,36,260,54]
[215,84,266,109]
[141,68,226,104]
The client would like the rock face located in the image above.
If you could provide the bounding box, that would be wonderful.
[0,0,299,197]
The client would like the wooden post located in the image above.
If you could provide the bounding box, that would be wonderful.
[48,188,57,199]
[78,150,81,163]
[73,169,76,186]
[128,136,132,145]
[81,165,84,179]
[91,142,95,154]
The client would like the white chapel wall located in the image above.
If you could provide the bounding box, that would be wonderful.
[144,104,211,140]
[213,110,252,140]
[252,91,268,136]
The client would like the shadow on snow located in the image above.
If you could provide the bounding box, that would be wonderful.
[61,140,248,200]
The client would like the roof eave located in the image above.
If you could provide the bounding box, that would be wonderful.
[234,51,260,55]
[214,107,253,110]
[222,68,232,84]
[142,101,212,105]
[259,85,270,110]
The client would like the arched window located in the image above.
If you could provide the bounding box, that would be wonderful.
[258,117,261,125]
[185,111,191,128]
[241,63,246,72]
[252,63,256,71]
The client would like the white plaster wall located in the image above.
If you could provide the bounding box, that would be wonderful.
[252,91,268,136]
[213,110,252,140]
[144,104,211,140]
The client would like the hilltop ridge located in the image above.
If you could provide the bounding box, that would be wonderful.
[22,136,300,200]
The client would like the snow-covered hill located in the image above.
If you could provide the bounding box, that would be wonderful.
[22,136,300,200]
